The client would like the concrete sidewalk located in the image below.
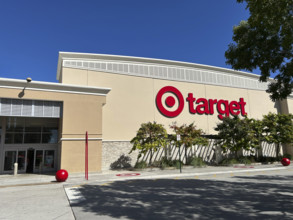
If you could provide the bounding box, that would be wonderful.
[0,163,288,188]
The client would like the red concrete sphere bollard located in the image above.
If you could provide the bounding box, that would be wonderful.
[281,158,290,166]
[55,169,69,182]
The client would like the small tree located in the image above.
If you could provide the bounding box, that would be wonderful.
[170,122,208,164]
[130,122,167,165]
[215,115,258,158]
[250,118,265,158]
[262,113,293,158]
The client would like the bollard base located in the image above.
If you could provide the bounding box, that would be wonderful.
[13,163,18,176]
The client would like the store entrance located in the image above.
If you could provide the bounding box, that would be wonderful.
[1,116,60,174]
[26,149,35,173]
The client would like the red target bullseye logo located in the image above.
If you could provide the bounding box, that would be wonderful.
[156,86,184,118]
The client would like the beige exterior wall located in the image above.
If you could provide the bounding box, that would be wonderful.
[59,68,88,85]
[287,98,293,114]
[246,89,278,118]
[87,70,155,140]
[61,67,278,140]
[0,87,106,173]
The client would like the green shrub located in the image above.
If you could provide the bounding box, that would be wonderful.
[249,156,256,163]
[190,157,206,167]
[170,160,182,169]
[220,158,239,165]
[185,156,193,165]
[238,157,252,165]
[151,160,161,168]
[160,157,174,169]
[134,161,147,169]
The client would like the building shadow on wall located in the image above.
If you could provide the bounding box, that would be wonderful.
[70,175,293,219]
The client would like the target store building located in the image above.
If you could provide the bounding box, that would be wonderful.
[0,52,292,174]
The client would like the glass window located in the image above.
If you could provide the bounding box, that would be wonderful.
[5,133,13,144]
[24,118,42,132]
[25,126,42,132]
[4,151,16,171]
[5,117,59,144]
[6,118,24,132]
[24,118,42,143]
[24,133,41,143]
[43,127,58,133]
[44,150,54,169]
[5,133,23,144]
[42,128,58,143]
[5,118,24,144]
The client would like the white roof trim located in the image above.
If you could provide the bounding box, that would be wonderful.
[0,77,111,96]
[57,51,266,81]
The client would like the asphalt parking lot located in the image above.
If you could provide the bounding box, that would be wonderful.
[66,166,293,220]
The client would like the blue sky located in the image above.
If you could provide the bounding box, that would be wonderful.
[0,0,249,83]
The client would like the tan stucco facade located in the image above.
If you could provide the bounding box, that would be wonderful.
[0,80,109,173]
[60,67,278,140]
[287,98,293,114]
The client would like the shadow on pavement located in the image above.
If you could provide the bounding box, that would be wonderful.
[70,175,293,220]
[233,175,293,182]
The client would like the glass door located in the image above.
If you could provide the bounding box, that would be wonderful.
[17,151,26,171]
[26,149,35,173]
[4,150,26,172]
[4,151,16,171]
[3,149,56,173]
[44,150,55,169]
[34,150,55,172]
[35,150,43,170]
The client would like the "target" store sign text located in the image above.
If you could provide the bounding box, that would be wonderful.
[156,86,247,119]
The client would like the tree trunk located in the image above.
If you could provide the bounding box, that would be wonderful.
[149,149,153,166]
[256,139,263,160]
[185,147,187,164]
[276,143,280,159]
[164,146,168,159]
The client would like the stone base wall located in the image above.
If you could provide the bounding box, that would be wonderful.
[102,141,138,171]
[102,140,283,171]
